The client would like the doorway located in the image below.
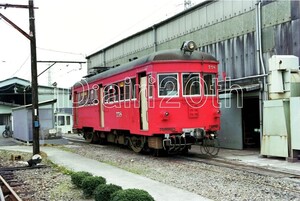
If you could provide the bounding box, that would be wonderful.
[139,73,148,130]
[242,98,260,149]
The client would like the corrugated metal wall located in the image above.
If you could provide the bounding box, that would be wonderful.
[87,0,299,84]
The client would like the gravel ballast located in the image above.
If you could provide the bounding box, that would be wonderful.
[1,143,300,201]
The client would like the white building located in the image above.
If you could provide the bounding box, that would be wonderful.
[0,77,73,135]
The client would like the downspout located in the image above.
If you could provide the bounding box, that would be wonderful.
[256,0,267,148]
[152,25,157,52]
[103,50,106,67]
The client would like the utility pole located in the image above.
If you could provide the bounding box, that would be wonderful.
[0,1,40,155]
[29,0,40,155]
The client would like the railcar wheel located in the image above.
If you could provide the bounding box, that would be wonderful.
[2,130,8,138]
[84,132,94,143]
[200,138,220,156]
[129,136,145,153]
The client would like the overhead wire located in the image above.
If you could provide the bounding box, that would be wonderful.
[10,55,30,77]
[36,47,85,56]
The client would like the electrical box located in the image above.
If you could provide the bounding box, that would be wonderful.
[290,97,300,150]
[268,55,299,71]
[261,100,290,157]
[268,55,300,100]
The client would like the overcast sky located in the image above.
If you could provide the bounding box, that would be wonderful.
[0,0,205,88]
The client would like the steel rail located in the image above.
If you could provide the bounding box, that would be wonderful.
[0,185,5,201]
[0,165,48,172]
[0,175,22,201]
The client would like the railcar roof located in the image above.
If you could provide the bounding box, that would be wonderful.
[75,49,217,87]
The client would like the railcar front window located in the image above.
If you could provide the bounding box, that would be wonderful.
[182,73,200,96]
[203,74,216,95]
[158,74,178,97]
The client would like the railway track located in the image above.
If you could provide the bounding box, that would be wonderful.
[68,135,300,178]
[174,153,300,195]
[59,138,300,200]
[0,174,22,201]
[177,153,300,178]
[67,135,300,178]
[0,165,48,201]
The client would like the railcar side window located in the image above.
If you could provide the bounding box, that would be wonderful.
[125,81,130,100]
[131,78,136,99]
[77,92,83,106]
[182,73,200,96]
[148,75,153,98]
[158,74,178,97]
[104,86,109,103]
[82,91,88,105]
[119,82,124,101]
[108,85,115,102]
[114,84,119,101]
[88,89,96,104]
[203,74,216,95]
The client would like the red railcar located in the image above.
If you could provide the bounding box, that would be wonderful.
[72,41,220,155]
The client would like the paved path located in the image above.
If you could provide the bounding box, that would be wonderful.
[0,145,210,201]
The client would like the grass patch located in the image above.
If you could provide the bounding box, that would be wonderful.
[47,161,74,175]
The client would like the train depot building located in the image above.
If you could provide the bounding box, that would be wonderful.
[0,77,72,143]
[83,0,300,160]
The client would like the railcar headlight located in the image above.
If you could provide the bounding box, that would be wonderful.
[161,111,170,121]
[181,40,197,53]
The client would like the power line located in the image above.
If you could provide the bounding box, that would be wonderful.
[10,55,30,77]
[37,47,85,56]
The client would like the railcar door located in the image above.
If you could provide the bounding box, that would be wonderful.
[73,91,78,126]
[140,76,148,130]
[99,86,105,127]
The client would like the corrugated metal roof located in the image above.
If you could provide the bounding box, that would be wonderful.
[12,99,57,110]
[79,49,217,87]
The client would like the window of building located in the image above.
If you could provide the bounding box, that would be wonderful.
[66,116,71,125]
[57,116,65,126]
